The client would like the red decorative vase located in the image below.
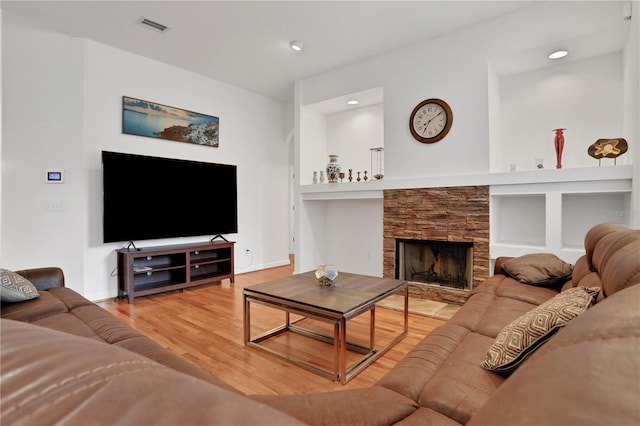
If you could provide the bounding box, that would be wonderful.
[554,128,566,169]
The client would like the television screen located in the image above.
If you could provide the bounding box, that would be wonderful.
[102,151,238,243]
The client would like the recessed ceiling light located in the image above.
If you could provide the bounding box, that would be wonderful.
[289,41,303,52]
[548,50,568,59]
[346,100,359,105]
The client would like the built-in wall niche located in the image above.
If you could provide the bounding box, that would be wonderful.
[300,87,384,185]
[490,169,633,264]
[491,194,546,247]
[488,41,628,173]
[561,192,631,249]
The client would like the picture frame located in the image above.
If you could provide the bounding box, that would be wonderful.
[122,96,219,147]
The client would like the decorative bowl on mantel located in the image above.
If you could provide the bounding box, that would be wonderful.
[315,264,338,287]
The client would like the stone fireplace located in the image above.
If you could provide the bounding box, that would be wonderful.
[383,186,489,305]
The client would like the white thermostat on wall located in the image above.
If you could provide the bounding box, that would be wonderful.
[45,170,64,183]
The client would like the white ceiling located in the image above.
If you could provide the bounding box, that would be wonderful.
[1,0,542,102]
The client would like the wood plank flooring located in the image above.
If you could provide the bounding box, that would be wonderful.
[97,262,445,395]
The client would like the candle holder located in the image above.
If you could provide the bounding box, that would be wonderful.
[370,147,384,179]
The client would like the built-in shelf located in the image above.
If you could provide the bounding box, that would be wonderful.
[297,165,633,268]
[492,194,546,247]
[299,165,633,200]
[489,167,632,264]
[561,192,632,249]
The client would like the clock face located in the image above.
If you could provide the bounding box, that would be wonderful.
[409,98,453,143]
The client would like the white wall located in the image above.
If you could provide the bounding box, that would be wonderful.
[299,107,328,185]
[497,53,624,172]
[0,10,3,259]
[294,1,638,277]
[2,12,86,293]
[325,199,383,276]
[2,11,290,300]
[295,200,327,273]
[296,103,385,275]
[299,2,634,181]
[300,102,384,184]
[624,2,640,228]
[327,104,384,179]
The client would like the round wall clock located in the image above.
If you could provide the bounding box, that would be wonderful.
[409,98,453,143]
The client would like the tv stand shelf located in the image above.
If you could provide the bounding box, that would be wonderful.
[117,241,235,304]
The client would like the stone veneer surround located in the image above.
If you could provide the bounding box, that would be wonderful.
[383,186,490,304]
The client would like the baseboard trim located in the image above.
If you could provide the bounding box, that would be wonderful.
[235,258,291,275]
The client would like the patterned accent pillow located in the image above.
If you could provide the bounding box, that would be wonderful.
[0,268,39,303]
[481,286,600,373]
[503,253,574,287]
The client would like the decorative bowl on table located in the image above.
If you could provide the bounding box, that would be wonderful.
[315,264,338,287]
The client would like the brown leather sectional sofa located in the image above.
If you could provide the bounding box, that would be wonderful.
[2,223,639,425]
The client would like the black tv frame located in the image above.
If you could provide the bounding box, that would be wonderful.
[102,151,238,244]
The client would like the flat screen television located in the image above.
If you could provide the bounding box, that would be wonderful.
[102,151,238,243]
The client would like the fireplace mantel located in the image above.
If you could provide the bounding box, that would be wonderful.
[299,165,633,200]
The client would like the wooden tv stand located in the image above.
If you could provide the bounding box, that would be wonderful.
[117,241,235,304]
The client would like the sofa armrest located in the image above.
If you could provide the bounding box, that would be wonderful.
[493,257,514,276]
[15,267,65,291]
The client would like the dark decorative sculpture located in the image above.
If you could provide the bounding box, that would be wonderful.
[588,138,628,165]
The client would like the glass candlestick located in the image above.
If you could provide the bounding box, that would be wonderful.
[370,147,384,179]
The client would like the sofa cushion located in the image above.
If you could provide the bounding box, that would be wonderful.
[474,296,541,339]
[468,284,640,426]
[417,332,504,424]
[0,290,68,322]
[502,253,573,287]
[0,269,39,303]
[252,387,419,426]
[376,323,472,401]
[480,286,600,373]
[0,284,240,393]
[591,229,640,297]
[470,274,558,306]
[0,319,304,426]
[583,222,628,268]
[450,274,557,337]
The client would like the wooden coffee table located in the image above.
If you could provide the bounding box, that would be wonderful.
[243,271,408,384]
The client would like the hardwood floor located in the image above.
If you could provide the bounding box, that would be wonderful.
[97,262,445,395]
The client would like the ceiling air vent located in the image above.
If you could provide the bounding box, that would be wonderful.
[137,17,170,33]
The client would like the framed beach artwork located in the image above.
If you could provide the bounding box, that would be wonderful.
[122,96,219,147]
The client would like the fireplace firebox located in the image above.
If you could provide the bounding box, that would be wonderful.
[395,239,473,291]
